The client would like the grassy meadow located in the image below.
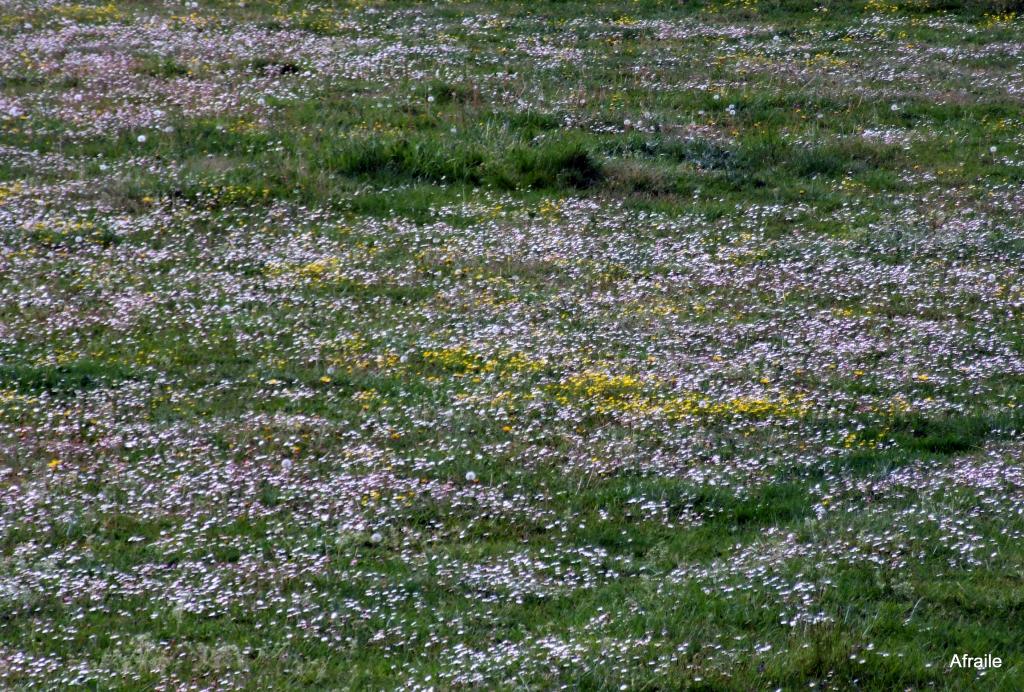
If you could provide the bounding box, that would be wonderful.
[3,0,1024,688]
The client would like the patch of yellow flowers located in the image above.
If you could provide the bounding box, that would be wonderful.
[549,370,809,422]
[983,11,1017,28]
[0,182,24,203]
[53,2,122,23]
[421,346,547,377]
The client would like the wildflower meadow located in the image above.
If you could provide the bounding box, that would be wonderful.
[2,0,1024,688]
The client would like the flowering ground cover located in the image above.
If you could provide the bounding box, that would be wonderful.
[3,0,1024,688]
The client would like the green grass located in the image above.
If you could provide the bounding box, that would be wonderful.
[2,0,1024,689]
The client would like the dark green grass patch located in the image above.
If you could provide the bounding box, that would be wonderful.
[0,360,136,394]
